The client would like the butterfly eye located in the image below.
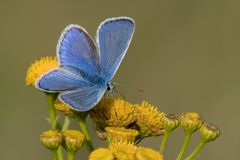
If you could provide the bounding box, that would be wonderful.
[106,82,115,92]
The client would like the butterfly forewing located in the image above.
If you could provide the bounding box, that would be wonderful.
[97,17,135,81]
[57,25,101,77]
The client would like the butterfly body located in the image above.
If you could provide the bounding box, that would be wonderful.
[36,17,135,111]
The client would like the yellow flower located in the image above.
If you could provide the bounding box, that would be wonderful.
[89,148,114,160]
[109,141,138,160]
[105,127,138,144]
[135,101,165,136]
[54,99,76,117]
[136,147,163,160]
[26,56,58,86]
[90,97,137,128]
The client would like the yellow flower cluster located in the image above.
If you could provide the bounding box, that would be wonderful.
[90,97,137,127]
[90,97,165,139]
[89,141,163,160]
[29,54,221,160]
[26,56,58,86]
[89,97,165,160]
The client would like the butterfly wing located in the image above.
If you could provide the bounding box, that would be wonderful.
[57,24,101,77]
[37,24,103,92]
[36,69,90,92]
[59,86,106,111]
[96,17,135,80]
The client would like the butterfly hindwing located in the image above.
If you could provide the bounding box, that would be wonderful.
[97,17,135,80]
[36,69,89,92]
[59,86,106,111]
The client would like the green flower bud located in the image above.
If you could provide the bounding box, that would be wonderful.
[40,130,62,150]
[62,130,85,153]
[162,113,179,132]
[200,123,221,143]
[179,112,204,134]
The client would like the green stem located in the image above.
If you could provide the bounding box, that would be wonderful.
[57,146,64,160]
[160,130,170,153]
[46,93,58,129]
[78,113,94,152]
[67,151,75,160]
[62,116,71,131]
[46,93,63,160]
[185,141,206,160]
[176,132,192,160]
[135,136,144,144]
[51,150,58,160]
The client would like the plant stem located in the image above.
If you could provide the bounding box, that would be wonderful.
[160,130,170,154]
[78,113,94,152]
[57,146,64,160]
[185,141,206,160]
[62,116,71,131]
[46,93,58,129]
[135,136,144,144]
[51,150,58,160]
[176,132,192,160]
[67,151,75,160]
[46,93,63,160]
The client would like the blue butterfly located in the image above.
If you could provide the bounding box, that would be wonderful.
[36,17,135,111]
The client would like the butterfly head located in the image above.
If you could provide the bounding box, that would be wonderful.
[106,82,115,92]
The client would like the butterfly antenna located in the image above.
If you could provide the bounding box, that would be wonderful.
[113,88,126,100]
[113,82,144,93]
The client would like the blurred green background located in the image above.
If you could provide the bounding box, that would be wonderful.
[0,0,239,159]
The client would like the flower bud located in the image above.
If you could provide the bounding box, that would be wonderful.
[199,123,221,143]
[89,148,114,160]
[136,147,163,160]
[40,130,62,150]
[179,112,204,134]
[162,113,179,132]
[62,130,85,153]
[105,127,138,144]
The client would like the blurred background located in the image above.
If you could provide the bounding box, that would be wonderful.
[0,0,239,159]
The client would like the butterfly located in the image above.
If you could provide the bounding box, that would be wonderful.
[36,17,135,111]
